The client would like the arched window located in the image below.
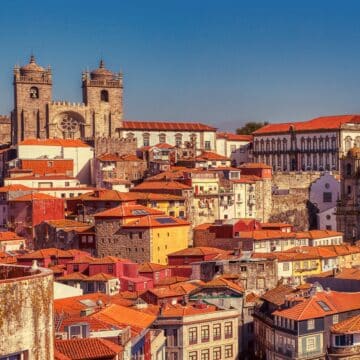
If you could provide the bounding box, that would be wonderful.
[190,133,197,145]
[282,138,287,151]
[255,140,259,151]
[346,163,352,176]
[143,133,150,147]
[313,137,318,151]
[325,136,329,150]
[159,133,166,144]
[319,137,324,150]
[301,137,305,151]
[277,139,281,151]
[100,90,109,102]
[355,136,360,148]
[126,132,135,139]
[30,87,39,99]
[307,137,311,151]
[260,140,264,152]
[266,139,270,152]
[331,136,337,149]
[271,139,275,151]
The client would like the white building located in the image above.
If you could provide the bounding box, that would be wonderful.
[120,120,217,151]
[17,138,94,184]
[216,132,252,166]
[253,114,360,172]
[309,172,340,230]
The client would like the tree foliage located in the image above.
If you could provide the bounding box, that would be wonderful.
[236,121,269,135]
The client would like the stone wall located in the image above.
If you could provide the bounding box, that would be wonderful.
[272,171,323,190]
[270,188,316,231]
[95,218,151,262]
[0,265,54,359]
[94,137,137,156]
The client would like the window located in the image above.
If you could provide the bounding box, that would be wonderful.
[201,325,209,342]
[139,232,143,240]
[306,337,316,351]
[333,314,339,324]
[225,322,233,338]
[213,323,221,340]
[159,133,166,144]
[256,278,265,289]
[189,352,197,360]
[213,347,221,360]
[230,144,236,153]
[225,345,233,358]
[188,327,197,345]
[346,163,352,176]
[307,319,315,330]
[323,192,332,203]
[283,262,290,271]
[205,141,211,150]
[100,90,109,102]
[143,133,150,147]
[175,133,182,147]
[240,266,247,272]
[258,264,265,272]
[200,350,209,360]
[335,334,354,346]
[30,86,39,98]
[1,352,25,360]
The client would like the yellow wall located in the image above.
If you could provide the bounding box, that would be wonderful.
[150,225,190,264]
[145,200,186,218]
[292,259,322,283]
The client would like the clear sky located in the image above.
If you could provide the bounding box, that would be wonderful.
[1,0,360,131]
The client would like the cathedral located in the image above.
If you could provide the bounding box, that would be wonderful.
[12,56,123,144]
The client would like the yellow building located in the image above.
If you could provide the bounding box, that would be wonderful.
[121,215,190,265]
[130,192,187,219]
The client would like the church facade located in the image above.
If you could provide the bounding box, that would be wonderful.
[12,56,123,144]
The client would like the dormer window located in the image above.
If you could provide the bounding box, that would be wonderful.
[30,86,39,99]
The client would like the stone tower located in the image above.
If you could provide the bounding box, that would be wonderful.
[82,60,123,138]
[12,55,52,143]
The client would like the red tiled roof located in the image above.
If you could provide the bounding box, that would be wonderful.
[168,246,229,257]
[201,277,244,293]
[0,231,24,242]
[44,219,90,228]
[6,175,76,181]
[18,248,84,260]
[253,115,360,135]
[152,143,175,149]
[10,192,60,201]
[138,262,169,273]
[133,181,191,191]
[122,215,190,228]
[20,138,90,147]
[216,132,253,141]
[0,184,31,192]
[55,338,123,359]
[128,191,184,201]
[331,314,360,334]
[57,315,116,333]
[122,120,216,131]
[70,190,138,202]
[90,303,156,331]
[94,204,164,218]
[160,303,217,317]
[196,151,229,161]
[273,291,360,320]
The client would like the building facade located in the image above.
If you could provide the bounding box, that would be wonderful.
[253,115,360,172]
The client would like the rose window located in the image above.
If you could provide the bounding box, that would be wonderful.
[60,115,79,133]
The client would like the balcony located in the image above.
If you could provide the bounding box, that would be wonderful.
[329,344,360,357]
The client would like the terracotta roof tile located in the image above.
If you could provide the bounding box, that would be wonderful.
[331,314,360,334]
[94,204,164,218]
[133,181,192,191]
[160,303,218,317]
[216,132,253,141]
[138,262,169,273]
[168,246,229,257]
[0,184,32,192]
[55,338,122,359]
[11,192,60,201]
[0,231,24,242]
[20,138,90,147]
[196,151,230,161]
[122,120,216,131]
[253,115,360,135]
[122,215,190,228]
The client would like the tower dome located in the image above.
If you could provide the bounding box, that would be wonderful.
[90,59,114,80]
[20,55,45,76]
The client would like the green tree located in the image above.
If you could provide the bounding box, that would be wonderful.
[236,121,269,135]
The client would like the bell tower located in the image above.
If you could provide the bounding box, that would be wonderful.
[82,60,123,138]
[12,55,52,144]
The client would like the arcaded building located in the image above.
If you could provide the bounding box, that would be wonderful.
[12,56,123,143]
[0,264,54,359]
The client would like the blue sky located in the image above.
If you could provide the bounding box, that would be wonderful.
[1,0,360,131]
